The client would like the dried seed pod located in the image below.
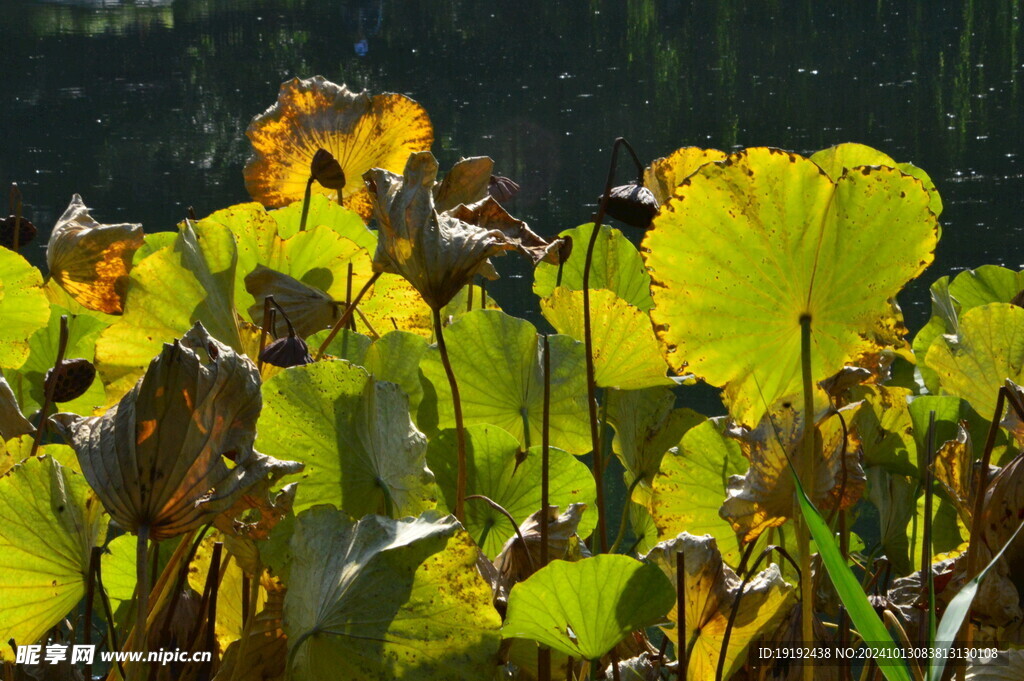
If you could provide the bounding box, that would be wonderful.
[603,183,659,229]
[488,175,520,203]
[310,148,346,190]
[0,214,37,251]
[45,358,96,403]
[259,335,314,368]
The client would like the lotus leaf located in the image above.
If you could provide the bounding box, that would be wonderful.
[256,359,436,517]
[433,156,494,211]
[643,147,938,425]
[45,194,144,315]
[419,310,590,453]
[866,466,918,576]
[533,223,653,310]
[720,401,864,543]
[502,554,675,661]
[244,76,433,218]
[0,247,50,370]
[540,287,672,390]
[643,146,727,205]
[426,424,596,557]
[284,507,501,681]
[53,322,302,541]
[492,504,591,600]
[849,385,918,475]
[913,266,1024,393]
[95,219,243,401]
[644,533,796,680]
[0,456,107,659]
[0,376,33,441]
[215,579,287,681]
[650,419,749,566]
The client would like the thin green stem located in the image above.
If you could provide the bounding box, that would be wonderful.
[134,525,150,680]
[434,307,467,522]
[298,177,314,232]
[30,315,69,458]
[315,271,381,358]
[798,313,815,681]
[539,333,552,681]
[919,411,936,648]
[609,476,643,554]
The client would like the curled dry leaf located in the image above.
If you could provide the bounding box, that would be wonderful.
[51,322,303,541]
[244,76,433,218]
[46,194,144,314]
[433,155,493,212]
[0,375,34,440]
[366,151,565,310]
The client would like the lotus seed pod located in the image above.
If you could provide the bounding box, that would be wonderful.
[0,214,37,251]
[45,358,96,403]
[260,335,314,368]
[310,148,346,190]
[603,183,659,229]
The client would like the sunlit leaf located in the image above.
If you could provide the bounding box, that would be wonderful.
[492,504,591,601]
[849,385,918,475]
[0,247,50,370]
[45,194,144,314]
[534,223,653,310]
[540,287,672,389]
[419,310,590,454]
[0,377,33,441]
[433,156,493,212]
[214,577,287,681]
[866,466,918,576]
[643,146,727,205]
[0,456,107,659]
[256,359,436,517]
[643,147,938,425]
[285,507,501,681]
[645,533,796,680]
[502,554,674,661]
[650,420,749,566]
[244,76,433,217]
[427,424,596,558]
[53,323,302,541]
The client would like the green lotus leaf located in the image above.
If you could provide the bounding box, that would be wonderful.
[426,424,596,557]
[643,146,728,206]
[925,303,1024,419]
[420,310,590,453]
[1,435,78,475]
[132,231,177,266]
[285,507,501,681]
[0,248,50,370]
[644,532,796,679]
[6,304,108,417]
[540,287,672,390]
[256,360,436,517]
[0,456,107,659]
[533,223,653,310]
[310,327,374,363]
[866,466,918,576]
[650,419,748,566]
[642,147,938,426]
[270,193,377,250]
[810,142,943,218]
[95,219,242,402]
[914,266,1024,393]
[849,385,918,475]
[502,554,675,661]
[607,386,703,496]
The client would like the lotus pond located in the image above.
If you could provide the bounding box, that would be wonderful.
[3,3,1024,681]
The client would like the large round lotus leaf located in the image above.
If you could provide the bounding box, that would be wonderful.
[642,147,938,426]
[913,266,1024,393]
[426,425,596,557]
[643,146,728,205]
[95,220,242,402]
[420,310,590,454]
[540,287,672,390]
[502,554,674,661]
[644,533,795,679]
[244,76,433,218]
[0,456,107,659]
[285,507,500,681]
[256,360,436,517]
[1,435,78,476]
[810,142,943,218]
[533,223,653,310]
[650,420,748,566]
[0,248,50,370]
[271,193,377,249]
[925,303,1024,419]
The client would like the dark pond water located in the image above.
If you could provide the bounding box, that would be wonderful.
[3,0,1023,332]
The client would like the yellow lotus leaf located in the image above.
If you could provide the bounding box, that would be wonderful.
[933,423,975,525]
[643,146,727,205]
[46,194,144,314]
[645,532,796,680]
[720,400,864,543]
[244,76,433,217]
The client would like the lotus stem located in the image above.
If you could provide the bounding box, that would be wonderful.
[609,476,644,554]
[258,297,274,373]
[610,650,621,681]
[202,543,223,680]
[298,176,314,232]
[346,263,356,330]
[677,549,686,681]
[30,315,69,459]
[467,279,474,312]
[230,560,263,681]
[95,550,124,680]
[538,333,552,681]
[797,313,815,681]
[434,307,467,522]
[355,307,380,339]
[84,546,101,681]
[480,279,487,309]
[315,271,381,358]
[9,184,22,252]
[919,411,936,648]
[134,525,150,680]
[157,524,210,656]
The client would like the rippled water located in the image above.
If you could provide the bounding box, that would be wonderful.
[2,0,1022,330]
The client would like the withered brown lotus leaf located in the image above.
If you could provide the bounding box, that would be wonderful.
[488,175,520,204]
[46,194,144,314]
[50,322,302,541]
[245,266,340,338]
[433,156,493,212]
[933,423,976,524]
[0,376,34,440]
[492,503,589,601]
[720,400,865,543]
[448,196,566,266]
[244,76,433,218]
[0,214,37,251]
